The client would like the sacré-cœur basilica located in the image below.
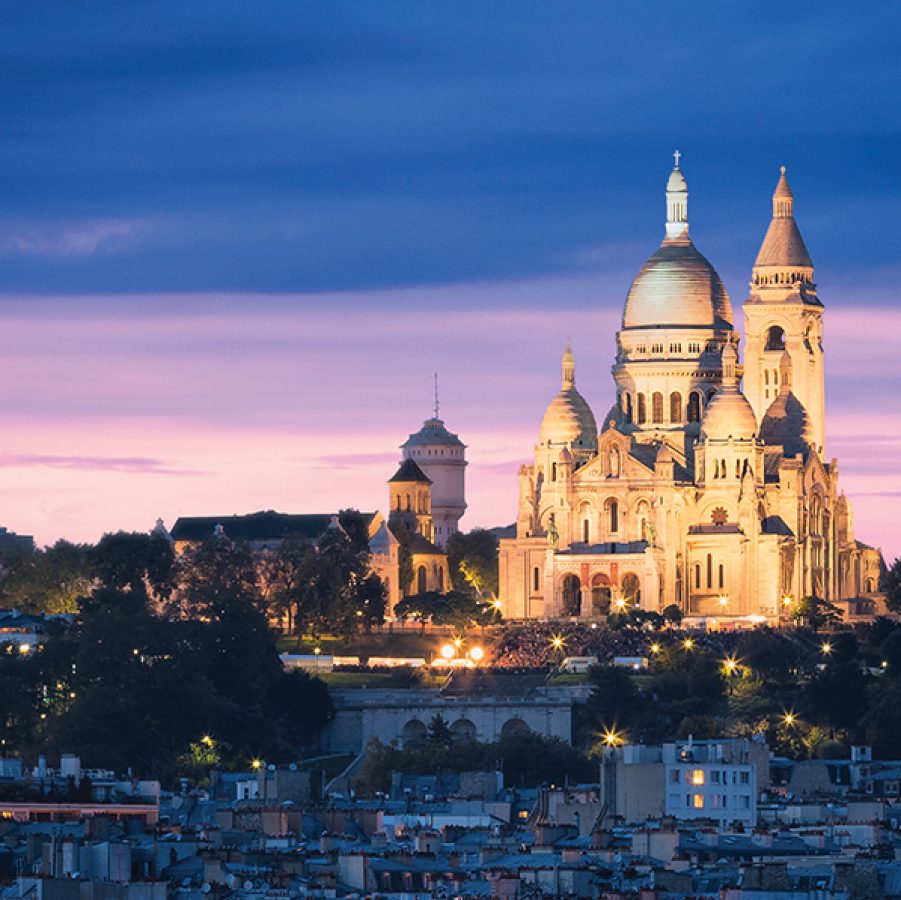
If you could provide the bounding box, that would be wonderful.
[497,156,883,625]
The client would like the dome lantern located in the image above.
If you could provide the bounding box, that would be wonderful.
[665,149,689,241]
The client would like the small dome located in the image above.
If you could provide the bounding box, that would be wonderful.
[760,390,813,457]
[540,388,598,448]
[701,389,758,441]
[624,240,734,329]
[402,417,465,449]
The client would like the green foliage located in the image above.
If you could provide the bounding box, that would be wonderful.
[791,596,842,631]
[445,529,499,600]
[91,531,174,600]
[0,540,92,614]
[802,660,867,732]
[394,590,491,628]
[662,604,683,626]
[880,558,901,613]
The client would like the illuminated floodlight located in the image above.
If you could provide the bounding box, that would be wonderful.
[440,644,455,660]
[470,646,484,662]
[453,636,464,650]
[718,595,729,609]
[550,635,565,651]
[782,595,793,608]
[18,643,31,655]
[601,727,623,748]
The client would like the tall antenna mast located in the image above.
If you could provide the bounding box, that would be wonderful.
[433,372,440,419]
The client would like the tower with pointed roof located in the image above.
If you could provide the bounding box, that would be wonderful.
[743,167,825,456]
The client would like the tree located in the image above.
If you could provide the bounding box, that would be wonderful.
[394,590,490,628]
[0,540,92,614]
[583,665,641,733]
[802,660,867,734]
[735,629,798,684]
[446,530,499,600]
[92,531,174,601]
[662,604,683,627]
[791,596,842,631]
[881,558,901,613]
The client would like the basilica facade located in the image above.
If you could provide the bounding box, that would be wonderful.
[498,159,882,624]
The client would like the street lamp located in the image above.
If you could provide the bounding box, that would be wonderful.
[723,657,739,694]
[601,727,623,748]
[469,646,484,663]
[550,635,565,652]
[820,642,833,657]
[782,710,797,727]
[649,642,661,655]
[440,644,455,660]
[682,638,695,651]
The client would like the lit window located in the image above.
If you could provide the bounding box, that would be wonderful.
[693,794,705,809]
[691,770,705,786]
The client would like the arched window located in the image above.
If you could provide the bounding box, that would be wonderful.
[583,519,590,543]
[533,566,540,592]
[637,393,647,424]
[624,393,633,423]
[718,564,724,590]
[706,554,713,589]
[694,564,701,589]
[670,392,682,423]
[417,565,427,594]
[607,499,619,533]
[437,567,444,591]
[621,573,641,606]
[561,574,581,616]
[609,447,621,477]
[766,325,786,351]
[687,391,702,423]
[652,392,664,424]
[735,459,742,479]
[551,462,557,482]
[405,494,411,511]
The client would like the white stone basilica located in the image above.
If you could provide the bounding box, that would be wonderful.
[498,158,882,624]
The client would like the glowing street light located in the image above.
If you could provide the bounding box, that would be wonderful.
[782,595,793,608]
[723,657,738,675]
[470,646,484,663]
[601,727,623,748]
[251,758,263,770]
[782,710,797,727]
[718,595,729,610]
[491,598,503,612]
[650,642,661,655]
[614,597,628,613]
[201,735,214,747]
[820,642,833,656]
[682,638,695,651]
[440,644,455,660]
[453,636,464,651]
[18,643,31,655]
[550,635,565,652]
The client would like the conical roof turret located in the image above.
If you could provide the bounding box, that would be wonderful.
[754,167,813,269]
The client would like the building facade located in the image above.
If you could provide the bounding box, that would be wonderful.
[499,159,882,624]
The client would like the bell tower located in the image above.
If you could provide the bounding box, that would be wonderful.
[743,167,825,456]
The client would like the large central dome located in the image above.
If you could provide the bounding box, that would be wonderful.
[622,158,733,331]
[623,239,734,329]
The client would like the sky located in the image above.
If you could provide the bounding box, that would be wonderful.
[0,2,899,557]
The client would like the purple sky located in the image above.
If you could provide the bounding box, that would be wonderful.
[0,3,898,559]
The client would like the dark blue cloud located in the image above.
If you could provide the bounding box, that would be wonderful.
[0,1,897,296]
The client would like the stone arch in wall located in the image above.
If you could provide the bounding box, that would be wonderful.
[561,574,581,616]
[402,719,427,748]
[591,573,611,616]
[500,718,530,739]
[621,572,641,607]
[450,718,477,743]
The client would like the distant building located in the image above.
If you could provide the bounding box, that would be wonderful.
[0,526,35,567]
[601,737,766,829]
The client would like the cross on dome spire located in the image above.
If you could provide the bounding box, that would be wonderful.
[673,149,681,169]
[562,341,575,389]
[433,372,440,418]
